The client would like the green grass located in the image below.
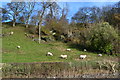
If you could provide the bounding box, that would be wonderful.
[2,24,119,63]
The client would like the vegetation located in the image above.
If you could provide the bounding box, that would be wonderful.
[1,1,120,78]
[2,24,119,63]
[81,22,119,54]
[1,1,120,62]
[2,61,120,78]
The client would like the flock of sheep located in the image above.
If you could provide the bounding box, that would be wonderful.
[46,49,87,59]
[46,48,102,59]
[6,31,103,60]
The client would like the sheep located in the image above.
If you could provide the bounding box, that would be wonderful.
[52,33,56,35]
[98,54,102,57]
[47,52,53,56]
[0,67,2,70]
[9,31,14,35]
[84,49,87,52]
[60,55,67,59]
[17,46,21,49]
[66,49,71,51]
[50,31,53,33]
[80,55,87,59]
[25,33,27,35]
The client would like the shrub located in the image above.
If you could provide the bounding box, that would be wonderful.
[83,22,119,54]
[41,27,51,35]
[26,26,37,34]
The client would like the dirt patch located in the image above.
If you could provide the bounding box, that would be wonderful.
[55,46,66,52]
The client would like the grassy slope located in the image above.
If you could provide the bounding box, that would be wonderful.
[2,24,119,63]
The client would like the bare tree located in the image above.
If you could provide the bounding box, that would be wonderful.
[23,2,36,28]
[37,2,54,43]
[3,2,25,27]
[44,2,61,30]
[30,15,39,26]
[60,3,69,35]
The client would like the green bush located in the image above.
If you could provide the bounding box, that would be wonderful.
[84,22,119,54]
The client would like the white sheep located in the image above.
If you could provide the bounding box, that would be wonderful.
[98,54,102,57]
[10,31,14,35]
[53,77,56,79]
[80,55,87,59]
[52,33,56,35]
[66,49,71,51]
[47,52,53,56]
[17,46,21,49]
[84,49,87,52]
[50,31,53,33]
[60,55,67,59]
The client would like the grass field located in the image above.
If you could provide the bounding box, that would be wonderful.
[2,24,119,63]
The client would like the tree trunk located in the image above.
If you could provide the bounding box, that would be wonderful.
[37,6,48,44]
[38,25,41,44]
[26,18,29,28]
[13,22,15,27]
[26,24,29,28]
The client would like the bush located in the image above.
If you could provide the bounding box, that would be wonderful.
[41,27,51,35]
[27,26,37,34]
[83,22,119,54]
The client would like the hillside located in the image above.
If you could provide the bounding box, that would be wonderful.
[1,24,119,63]
[1,24,120,78]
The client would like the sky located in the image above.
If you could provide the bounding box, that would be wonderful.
[59,2,117,22]
[1,1,118,22]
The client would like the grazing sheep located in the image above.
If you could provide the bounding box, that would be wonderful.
[10,31,14,35]
[66,49,71,51]
[47,52,53,56]
[60,55,67,59]
[17,46,21,49]
[25,33,27,35]
[52,33,56,35]
[0,67,2,70]
[84,49,87,52]
[50,31,53,33]
[98,54,102,57]
[80,55,87,59]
